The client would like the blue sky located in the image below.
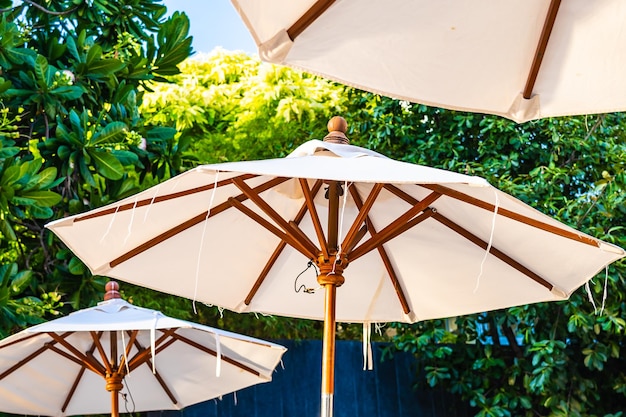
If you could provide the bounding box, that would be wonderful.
[162,0,256,54]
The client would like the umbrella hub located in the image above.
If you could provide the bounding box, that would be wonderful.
[105,372,124,392]
[316,252,347,287]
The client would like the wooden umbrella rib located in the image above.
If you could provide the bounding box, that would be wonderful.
[383,183,423,203]
[245,240,289,306]
[47,344,105,376]
[432,212,554,291]
[233,177,319,256]
[348,186,411,315]
[0,332,40,350]
[62,366,87,412]
[75,173,257,222]
[289,220,320,257]
[341,183,384,252]
[287,0,336,41]
[523,0,562,99]
[422,184,600,248]
[126,328,178,372]
[350,209,434,261]
[110,211,209,267]
[121,330,180,405]
[0,342,56,380]
[299,178,329,258]
[171,333,262,377]
[229,197,315,259]
[343,225,368,255]
[117,330,139,372]
[90,331,112,374]
[110,330,118,371]
[47,333,106,375]
[244,180,324,305]
[349,191,441,260]
[62,339,101,412]
[148,365,179,405]
[109,176,291,268]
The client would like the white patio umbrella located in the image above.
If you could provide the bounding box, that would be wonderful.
[230,0,626,122]
[46,117,624,417]
[0,281,286,417]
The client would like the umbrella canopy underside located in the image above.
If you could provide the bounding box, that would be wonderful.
[232,0,626,122]
[47,142,624,324]
[0,299,286,416]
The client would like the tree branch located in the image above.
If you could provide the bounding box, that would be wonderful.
[22,0,76,16]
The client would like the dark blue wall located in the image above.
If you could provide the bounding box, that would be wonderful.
[149,340,471,417]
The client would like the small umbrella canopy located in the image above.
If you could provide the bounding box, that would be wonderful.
[46,117,625,417]
[230,0,626,122]
[0,282,286,417]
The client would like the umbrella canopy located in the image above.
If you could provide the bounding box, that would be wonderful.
[230,0,626,122]
[0,282,286,417]
[46,117,624,417]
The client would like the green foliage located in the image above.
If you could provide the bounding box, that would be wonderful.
[140,49,346,168]
[0,261,63,337]
[349,95,626,416]
[1,7,624,415]
[0,0,192,331]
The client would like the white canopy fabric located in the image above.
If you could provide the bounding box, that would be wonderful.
[231,0,626,122]
[0,296,286,417]
[46,139,625,324]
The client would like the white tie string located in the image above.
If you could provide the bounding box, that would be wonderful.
[123,195,139,246]
[474,189,500,293]
[143,183,161,223]
[215,333,222,378]
[151,312,158,374]
[193,171,219,314]
[121,330,130,376]
[600,266,609,315]
[585,280,598,315]
[100,205,120,243]
[330,181,350,275]
[362,322,373,371]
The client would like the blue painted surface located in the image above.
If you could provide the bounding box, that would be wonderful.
[148,340,471,417]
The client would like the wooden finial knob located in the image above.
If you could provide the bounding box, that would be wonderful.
[104,281,121,300]
[324,116,349,144]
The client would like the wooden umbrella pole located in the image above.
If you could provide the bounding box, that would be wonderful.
[317,175,346,417]
[318,268,345,417]
[320,282,338,417]
[316,119,351,417]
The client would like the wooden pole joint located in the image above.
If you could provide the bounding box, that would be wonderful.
[105,372,124,392]
[316,252,347,287]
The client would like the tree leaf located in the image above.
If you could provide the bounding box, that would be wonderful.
[51,86,83,100]
[13,190,62,207]
[10,270,32,294]
[89,149,124,180]
[68,256,86,275]
[89,122,128,146]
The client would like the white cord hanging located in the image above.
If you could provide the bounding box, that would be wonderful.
[123,195,139,246]
[600,266,609,315]
[585,280,598,315]
[193,171,219,314]
[151,311,158,374]
[120,330,130,376]
[100,205,120,243]
[143,183,161,223]
[215,333,222,378]
[330,181,350,276]
[474,189,500,293]
[362,322,373,371]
